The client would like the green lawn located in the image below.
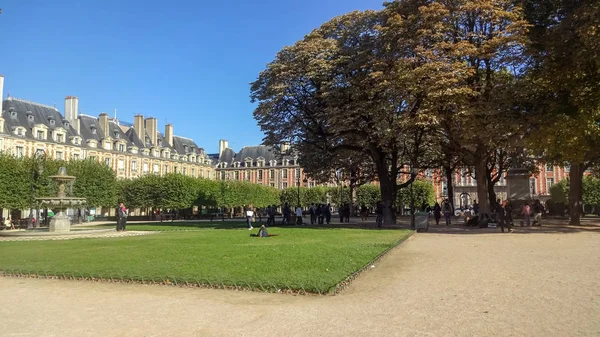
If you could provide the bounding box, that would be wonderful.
[0,228,412,293]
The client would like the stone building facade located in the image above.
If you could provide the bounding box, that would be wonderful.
[210,140,320,189]
[0,75,215,218]
[435,164,570,208]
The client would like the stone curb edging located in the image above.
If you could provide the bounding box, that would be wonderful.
[329,230,416,295]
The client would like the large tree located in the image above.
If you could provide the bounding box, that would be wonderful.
[67,158,118,207]
[523,0,600,225]
[401,0,530,215]
[252,9,451,225]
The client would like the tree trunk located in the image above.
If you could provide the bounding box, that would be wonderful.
[487,177,497,208]
[475,156,491,216]
[350,184,357,216]
[379,177,396,226]
[568,163,585,226]
[444,166,455,209]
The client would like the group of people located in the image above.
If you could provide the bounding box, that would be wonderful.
[430,200,455,226]
[116,202,128,231]
[247,203,304,230]
[428,198,546,233]
[308,203,333,225]
[2,216,15,230]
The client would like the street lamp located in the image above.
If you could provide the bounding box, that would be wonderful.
[28,149,46,229]
[336,169,343,210]
[296,175,307,206]
[220,171,230,218]
[409,167,418,230]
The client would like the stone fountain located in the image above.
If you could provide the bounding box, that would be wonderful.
[36,167,87,233]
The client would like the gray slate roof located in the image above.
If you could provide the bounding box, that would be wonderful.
[215,145,297,167]
[2,98,82,146]
[2,97,211,161]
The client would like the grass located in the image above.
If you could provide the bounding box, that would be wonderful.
[0,227,412,293]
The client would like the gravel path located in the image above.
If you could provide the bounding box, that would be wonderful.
[1,224,599,337]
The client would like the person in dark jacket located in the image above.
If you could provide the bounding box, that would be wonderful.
[116,202,128,232]
[498,200,514,233]
[433,202,442,225]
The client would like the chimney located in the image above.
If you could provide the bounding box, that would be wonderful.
[75,117,81,134]
[219,139,229,156]
[0,75,4,103]
[133,114,145,141]
[165,124,173,147]
[98,113,110,138]
[145,117,158,146]
[64,96,79,124]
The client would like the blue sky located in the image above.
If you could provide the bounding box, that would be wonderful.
[0,0,384,153]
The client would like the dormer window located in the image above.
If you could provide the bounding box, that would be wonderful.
[87,139,98,148]
[114,131,120,139]
[183,145,188,152]
[49,119,55,126]
[63,120,70,128]
[158,139,162,146]
[27,114,34,122]
[91,126,97,134]
[10,110,17,118]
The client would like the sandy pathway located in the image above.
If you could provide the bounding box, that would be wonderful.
[1,227,599,337]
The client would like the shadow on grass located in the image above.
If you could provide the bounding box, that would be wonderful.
[419,217,600,235]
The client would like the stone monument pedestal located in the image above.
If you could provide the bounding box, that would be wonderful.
[49,212,71,232]
[506,168,531,201]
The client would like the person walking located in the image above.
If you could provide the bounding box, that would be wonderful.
[266,205,275,227]
[246,205,254,231]
[116,202,128,232]
[522,202,531,226]
[360,204,369,221]
[316,204,324,224]
[433,202,442,225]
[309,203,316,225]
[499,200,514,233]
[295,205,303,225]
[442,200,452,226]
[282,203,291,225]
[532,199,544,226]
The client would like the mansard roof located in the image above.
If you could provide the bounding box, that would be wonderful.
[2,97,82,146]
[173,135,204,156]
[1,97,211,159]
[78,114,132,145]
[125,128,144,148]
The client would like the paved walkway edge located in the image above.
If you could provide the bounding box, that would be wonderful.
[331,230,415,295]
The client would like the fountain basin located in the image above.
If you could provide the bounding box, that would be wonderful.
[33,167,88,233]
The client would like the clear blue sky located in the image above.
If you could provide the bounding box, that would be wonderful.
[0,0,384,153]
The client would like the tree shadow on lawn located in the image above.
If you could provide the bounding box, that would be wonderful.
[419,217,600,235]
[281,217,600,235]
